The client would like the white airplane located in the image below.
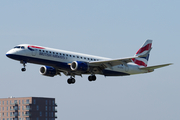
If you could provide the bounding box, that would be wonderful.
[6,40,172,84]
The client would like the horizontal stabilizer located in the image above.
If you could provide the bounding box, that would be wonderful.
[139,63,173,70]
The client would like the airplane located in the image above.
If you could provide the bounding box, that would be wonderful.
[6,40,172,84]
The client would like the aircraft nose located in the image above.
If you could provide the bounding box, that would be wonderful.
[6,49,14,58]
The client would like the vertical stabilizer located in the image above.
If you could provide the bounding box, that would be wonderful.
[132,40,152,67]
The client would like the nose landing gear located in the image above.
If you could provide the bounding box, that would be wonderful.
[20,61,27,72]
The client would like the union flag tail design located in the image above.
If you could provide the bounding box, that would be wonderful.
[132,40,152,67]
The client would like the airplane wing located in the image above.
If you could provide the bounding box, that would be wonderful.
[89,56,138,69]
[139,63,173,70]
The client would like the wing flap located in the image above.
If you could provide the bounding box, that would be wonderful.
[89,56,138,69]
[139,63,173,70]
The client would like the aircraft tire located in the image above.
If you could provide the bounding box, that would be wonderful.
[21,68,26,72]
[67,78,75,84]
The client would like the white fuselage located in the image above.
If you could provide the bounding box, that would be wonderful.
[6,44,149,77]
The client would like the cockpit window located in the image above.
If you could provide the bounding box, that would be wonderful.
[14,46,21,49]
[14,46,25,49]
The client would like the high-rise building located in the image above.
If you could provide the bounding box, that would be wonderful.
[0,97,57,120]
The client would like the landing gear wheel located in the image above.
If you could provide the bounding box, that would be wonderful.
[67,78,76,84]
[21,68,26,72]
[88,75,96,81]
[20,61,27,72]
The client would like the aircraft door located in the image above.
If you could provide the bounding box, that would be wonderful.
[32,49,37,56]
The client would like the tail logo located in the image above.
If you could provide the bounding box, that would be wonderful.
[132,40,152,67]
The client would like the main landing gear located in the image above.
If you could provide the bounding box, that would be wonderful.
[67,77,76,84]
[88,75,96,81]
[20,61,27,72]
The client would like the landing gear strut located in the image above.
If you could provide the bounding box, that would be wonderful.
[20,61,27,72]
[67,77,76,84]
[88,75,96,81]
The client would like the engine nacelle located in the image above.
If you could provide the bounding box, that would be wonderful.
[70,61,89,72]
[40,66,57,77]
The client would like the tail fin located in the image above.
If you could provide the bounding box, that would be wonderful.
[132,40,152,67]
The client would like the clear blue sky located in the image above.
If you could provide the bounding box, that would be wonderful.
[1,1,179,120]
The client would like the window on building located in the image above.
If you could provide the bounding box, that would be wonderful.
[22,100,24,104]
[7,106,8,111]
[7,101,8,105]
[40,111,42,116]
[33,99,36,104]
[14,100,17,104]
[2,107,4,111]
[36,117,39,120]
[22,106,24,110]
[7,112,8,116]
[19,100,20,104]
[18,106,20,110]
[26,99,29,104]
[52,112,53,117]
[18,112,20,116]
[37,105,39,111]
[0,107,1,111]
[0,101,1,105]
[45,112,48,117]
[46,100,48,105]
[2,101,4,105]
[45,106,48,111]
[52,100,55,105]
[49,106,51,111]
[49,100,51,105]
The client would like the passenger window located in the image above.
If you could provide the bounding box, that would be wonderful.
[39,50,41,52]
[70,55,71,57]
[84,57,86,59]
[77,56,79,58]
[63,54,65,56]
[66,54,68,56]
[21,46,25,49]
[60,53,61,55]
[81,57,82,59]
[46,51,48,53]
[73,55,75,57]
[88,58,89,60]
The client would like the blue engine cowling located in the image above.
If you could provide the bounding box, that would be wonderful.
[70,61,89,72]
[40,66,57,77]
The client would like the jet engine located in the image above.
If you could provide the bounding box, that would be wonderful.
[40,66,57,77]
[70,61,89,72]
